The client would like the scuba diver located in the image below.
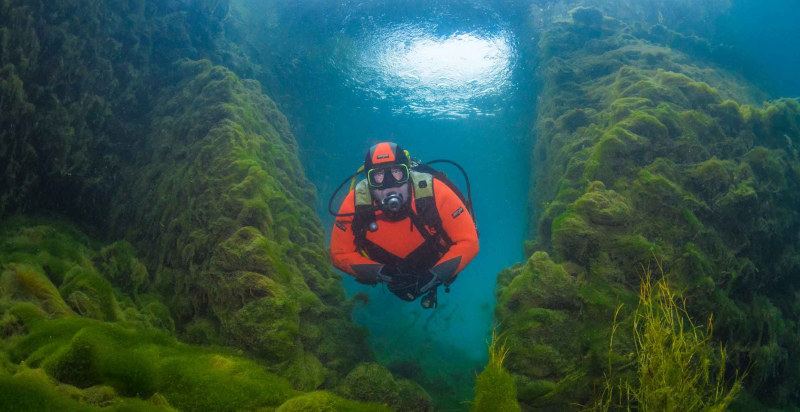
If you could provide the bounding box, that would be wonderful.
[329,142,479,309]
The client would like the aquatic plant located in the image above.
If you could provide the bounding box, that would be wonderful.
[104,59,370,389]
[0,218,396,410]
[497,7,800,410]
[471,329,520,412]
[588,264,744,411]
[334,362,434,411]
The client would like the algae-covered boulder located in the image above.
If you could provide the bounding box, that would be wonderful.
[0,219,393,411]
[0,218,173,332]
[470,329,521,412]
[0,219,286,410]
[499,8,800,410]
[277,391,391,412]
[335,362,434,412]
[495,251,632,407]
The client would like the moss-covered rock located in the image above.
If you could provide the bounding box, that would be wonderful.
[0,219,392,411]
[500,8,800,410]
[471,335,520,412]
[335,362,434,412]
[276,391,391,412]
[103,60,368,387]
[7,315,301,410]
[0,215,383,410]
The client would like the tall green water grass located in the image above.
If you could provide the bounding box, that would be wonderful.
[589,262,745,411]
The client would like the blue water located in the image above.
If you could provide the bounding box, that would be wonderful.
[712,0,800,97]
[247,0,534,403]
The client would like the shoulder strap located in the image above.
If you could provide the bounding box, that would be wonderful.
[410,170,434,200]
[413,164,476,228]
[409,172,453,251]
[351,179,375,250]
[354,179,372,207]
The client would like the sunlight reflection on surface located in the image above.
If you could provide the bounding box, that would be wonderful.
[351,23,516,118]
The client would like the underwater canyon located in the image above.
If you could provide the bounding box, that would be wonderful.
[1,1,800,411]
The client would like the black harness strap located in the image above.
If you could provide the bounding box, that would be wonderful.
[351,204,375,249]
[361,240,403,265]
[353,202,454,273]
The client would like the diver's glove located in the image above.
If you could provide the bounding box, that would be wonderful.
[420,257,461,293]
[420,269,452,293]
[378,264,401,282]
[353,263,398,285]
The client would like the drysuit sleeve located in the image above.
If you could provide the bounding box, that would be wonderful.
[430,178,479,283]
[330,190,384,281]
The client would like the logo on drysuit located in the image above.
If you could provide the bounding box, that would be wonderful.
[451,207,464,219]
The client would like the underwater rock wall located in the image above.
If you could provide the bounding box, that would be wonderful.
[0,0,395,408]
[0,0,235,221]
[496,8,800,409]
[108,59,368,388]
[0,216,399,410]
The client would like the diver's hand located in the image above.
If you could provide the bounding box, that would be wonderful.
[354,264,397,285]
[420,270,452,293]
[377,264,400,283]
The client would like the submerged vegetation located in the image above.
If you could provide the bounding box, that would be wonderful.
[494,6,800,410]
[589,264,744,411]
[0,217,389,410]
[471,329,520,412]
[2,0,800,410]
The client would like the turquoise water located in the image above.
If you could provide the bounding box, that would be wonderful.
[3,0,800,409]
[712,0,800,97]
[237,0,799,407]
[251,0,535,404]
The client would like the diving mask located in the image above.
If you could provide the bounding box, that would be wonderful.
[367,164,409,189]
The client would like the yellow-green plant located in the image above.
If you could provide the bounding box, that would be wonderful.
[471,328,520,412]
[488,328,511,370]
[590,262,744,411]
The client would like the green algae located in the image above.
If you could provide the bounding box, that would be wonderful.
[104,60,369,389]
[471,332,520,412]
[10,316,300,410]
[96,241,149,296]
[0,218,395,411]
[276,391,392,412]
[496,8,800,410]
[1,368,98,412]
[0,0,409,408]
[589,270,743,411]
[334,362,434,412]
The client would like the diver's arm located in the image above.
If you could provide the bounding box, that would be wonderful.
[330,191,388,283]
[429,179,479,283]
